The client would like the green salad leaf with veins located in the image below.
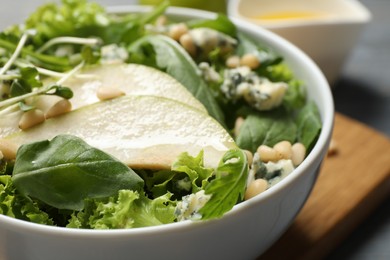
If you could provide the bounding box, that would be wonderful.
[0,0,321,228]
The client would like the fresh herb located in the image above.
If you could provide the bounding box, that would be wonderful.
[12,135,144,210]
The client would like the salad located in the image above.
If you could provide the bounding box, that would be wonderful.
[0,0,321,229]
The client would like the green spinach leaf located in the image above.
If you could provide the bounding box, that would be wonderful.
[12,134,144,211]
[128,35,225,125]
[236,110,298,153]
[296,101,322,151]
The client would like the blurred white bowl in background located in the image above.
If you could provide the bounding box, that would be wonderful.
[228,0,371,85]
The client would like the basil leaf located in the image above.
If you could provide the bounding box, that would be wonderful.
[296,101,322,152]
[128,35,225,125]
[12,135,144,211]
[237,110,298,153]
[199,149,248,220]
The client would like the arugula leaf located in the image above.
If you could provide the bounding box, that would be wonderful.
[236,109,298,153]
[67,190,176,229]
[12,135,144,211]
[199,149,248,220]
[128,35,225,125]
[296,101,322,152]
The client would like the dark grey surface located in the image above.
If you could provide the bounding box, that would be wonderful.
[0,0,389,259]
[326,0,390,259]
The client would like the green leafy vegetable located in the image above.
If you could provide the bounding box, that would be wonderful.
[188,14,237,38]
[128,35,225,125]
[199,149,248,219]
[0,175,53,225]
[11,135,144,211]
[236,110,298,153]
[296,101,322,151]
[67,190,176,229]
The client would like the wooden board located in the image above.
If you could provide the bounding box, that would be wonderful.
[259,113,390,260]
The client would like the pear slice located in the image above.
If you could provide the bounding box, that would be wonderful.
[4,95,235,169]
[1,64,206,139]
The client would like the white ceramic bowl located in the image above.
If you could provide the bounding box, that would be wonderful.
[0,6,334,260]
[228,0,371,85]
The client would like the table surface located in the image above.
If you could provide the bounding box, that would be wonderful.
[0,0,389,259]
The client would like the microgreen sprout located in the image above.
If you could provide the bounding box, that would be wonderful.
[36,36,102,54]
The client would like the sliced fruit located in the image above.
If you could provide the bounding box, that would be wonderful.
[0,63,207,138]
[4,95,236,169]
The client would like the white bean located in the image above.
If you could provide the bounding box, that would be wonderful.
[18,109,45,130]
[245,179,268,200]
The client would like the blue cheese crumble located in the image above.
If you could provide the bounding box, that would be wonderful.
[248,152,295,188]
[175,190,211,221]
[221,66,288,110]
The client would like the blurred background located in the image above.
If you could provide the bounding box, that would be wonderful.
[0,0,389,259]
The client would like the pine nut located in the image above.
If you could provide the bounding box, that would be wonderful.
[257,145,278,162]
[169,23,188,41]
[273,141,292,160]
[327,138,338,156]
[226,55,240,68]
[179,33,196,56]
[155,15,167,26]
[97,87,125,101]
[240,54,260,69]
[291,142,306,166]
[45,99,72,119]
[0,139,19,160]
[245,178,268,200]
[243,149,253,166]
[234,116,244,137]
[18,109,45,130]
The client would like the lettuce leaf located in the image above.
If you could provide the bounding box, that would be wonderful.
[67,190,176,229]
[199,149,248,220]
[0,175,53,225]
[139,151,214,199]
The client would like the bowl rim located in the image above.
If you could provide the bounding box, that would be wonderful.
[228,0,372,28]
[0,5,334,238]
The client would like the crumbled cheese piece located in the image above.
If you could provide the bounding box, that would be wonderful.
[249,152,295,188]
[100,44,128,64]
[188,28,237,57]
[221,66,288,110]
[199,62,221,83]
[175,190,211,222]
